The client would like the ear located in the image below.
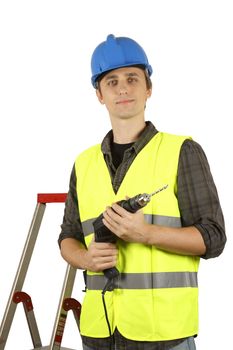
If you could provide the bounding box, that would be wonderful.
[96,89,105,104]
[146,88,152,98]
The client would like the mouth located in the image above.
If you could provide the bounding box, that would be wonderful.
[116,98,134,105]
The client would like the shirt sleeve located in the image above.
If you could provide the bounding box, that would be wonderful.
[58,164,86,247]
[177,139,226,259]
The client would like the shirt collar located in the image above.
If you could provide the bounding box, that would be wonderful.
[101,121,158,156]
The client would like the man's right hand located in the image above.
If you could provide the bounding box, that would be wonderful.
[86,239,118,272]
[60,237,118,272]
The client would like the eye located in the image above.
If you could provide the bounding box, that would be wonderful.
[107,79,118,86]
[127,77,138,84]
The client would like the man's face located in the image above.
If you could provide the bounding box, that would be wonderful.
[96,66,152,121]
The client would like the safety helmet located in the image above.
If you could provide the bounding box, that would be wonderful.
[91,34,153,88]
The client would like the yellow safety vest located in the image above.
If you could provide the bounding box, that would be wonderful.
[75,132,200,341]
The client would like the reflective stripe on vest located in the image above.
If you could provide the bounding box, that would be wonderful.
[86,271,198,290]
[82,214,182,237]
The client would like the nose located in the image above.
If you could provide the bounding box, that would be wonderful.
[118,81,128,95]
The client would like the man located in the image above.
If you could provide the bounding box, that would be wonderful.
[58,34,226,350]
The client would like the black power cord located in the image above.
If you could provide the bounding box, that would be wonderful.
[102,279,116,350]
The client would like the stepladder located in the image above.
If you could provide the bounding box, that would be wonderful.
[0,194,82,350]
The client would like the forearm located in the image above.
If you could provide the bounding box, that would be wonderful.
[60,238,89,269]
[144,224,206,256]
[103,205,206,256]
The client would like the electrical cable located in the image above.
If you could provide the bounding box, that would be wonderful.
[102,279,115,350]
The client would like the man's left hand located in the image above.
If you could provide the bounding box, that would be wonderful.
[102,203,149,244]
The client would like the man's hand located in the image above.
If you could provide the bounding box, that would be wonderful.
[102,203,149,244]
[86,239,118,272]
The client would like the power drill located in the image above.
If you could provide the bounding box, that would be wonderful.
[92,185,168,280]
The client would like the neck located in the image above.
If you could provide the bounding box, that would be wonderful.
[111,118,146,144]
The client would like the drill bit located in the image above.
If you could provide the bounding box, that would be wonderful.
[136,185,168,207]
[149,184,168,198]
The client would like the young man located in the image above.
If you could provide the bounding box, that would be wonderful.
[58,34,226,350]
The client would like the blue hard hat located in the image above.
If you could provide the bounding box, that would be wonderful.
[91,34,153,88]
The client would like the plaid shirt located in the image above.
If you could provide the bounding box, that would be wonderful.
[81,328,194,350]
[59,121,226,349]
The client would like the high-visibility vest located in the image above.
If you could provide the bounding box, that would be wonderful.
[75,132,200,341]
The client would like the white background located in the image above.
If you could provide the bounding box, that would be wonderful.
[0,1,232,349]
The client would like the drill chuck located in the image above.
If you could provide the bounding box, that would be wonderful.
[117,193,150,212]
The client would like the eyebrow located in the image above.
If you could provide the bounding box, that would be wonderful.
[105,72,140,81]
